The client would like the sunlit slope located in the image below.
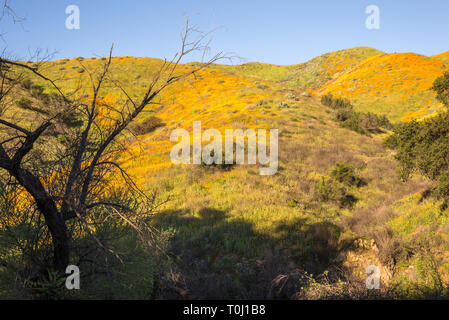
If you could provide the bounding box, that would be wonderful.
[119,65,281,182]
[210,62,293,83]
[21,56,289,183]
[433,51,449,61]
[211,47,383,88]
[212,48,449,122]
[318,53,448,121]
[285,47,384,89]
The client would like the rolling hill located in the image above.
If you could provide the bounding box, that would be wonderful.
[212,47,449,122]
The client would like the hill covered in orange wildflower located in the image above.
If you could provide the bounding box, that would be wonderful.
[217,47,448,122]
[318,52,448,121]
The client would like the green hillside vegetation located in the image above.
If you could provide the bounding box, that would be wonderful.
[212,47,383,88]
[321,94,392,135]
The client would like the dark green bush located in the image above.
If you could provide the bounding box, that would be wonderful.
[313,162,366,208]
[432,71,449,106]
[200,149,236,171]
[200,142,241,172]
[331,163,365,187]
[61,114,84,128]
[321,94,352,109]
[385,113,449,181]
[29,84,50,102]
[436,171,449,199]
[435,171,449,211]
[313,177,357,208]
[385,72,449,211]
[321,94,392,135]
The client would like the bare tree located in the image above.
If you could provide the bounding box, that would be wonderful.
[0,20,226,272]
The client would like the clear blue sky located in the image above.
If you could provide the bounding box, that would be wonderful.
[2,0,449,65]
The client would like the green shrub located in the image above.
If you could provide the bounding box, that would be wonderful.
[331,163,364,187]
[385,113,449,181]
[385,72,449,211]
[313,177,357,208]
[435,171,449,210]
[432,71,449,106]
[321,94,352,109]
[201,148,236,172]
[313,162,366,208]
[30,84,46,98]
[322,94,392,135]
[30,270,70,300]
[277,102,290,109]
[436,171,449,197]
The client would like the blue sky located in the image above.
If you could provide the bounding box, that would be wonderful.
[2,0,449,65]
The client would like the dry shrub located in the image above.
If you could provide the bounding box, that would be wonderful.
[279,141,311,165]
[298,267,390,300]
[298,177,313,194]
[346,206,397,234]
[309,222,341,262]
[306,143,365,173]
[371,227,409,268]
[309,148,341,172]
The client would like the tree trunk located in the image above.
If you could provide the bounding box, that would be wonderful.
[13,168,70,271]
[49,217,70,272]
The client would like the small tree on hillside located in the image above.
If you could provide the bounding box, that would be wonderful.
[0,21,226,274]
[385,71,449,209]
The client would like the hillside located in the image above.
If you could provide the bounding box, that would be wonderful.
[2,50,449,299]
[213,47,449,122]
[35,47,449,124]
[319,53,448,121]
[212,47,383,88]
